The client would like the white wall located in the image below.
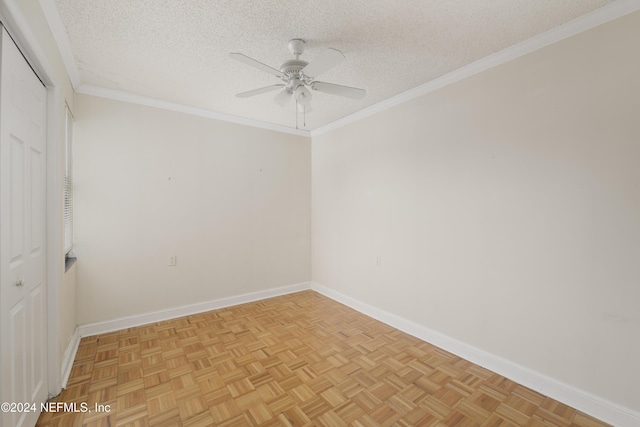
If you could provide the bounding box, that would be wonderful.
[312,11,640,413]
[74,94,311,324]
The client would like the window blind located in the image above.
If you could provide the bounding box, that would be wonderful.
[64,105,73,254]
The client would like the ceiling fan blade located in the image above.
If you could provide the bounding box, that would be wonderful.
[236,84,285,98]
[311,81,366,99]
[229,53,284,78]
[274,88,292,107]
[302,48,345,78]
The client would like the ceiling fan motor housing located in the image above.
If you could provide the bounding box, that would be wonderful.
[280,60,311,92]
[281,39,313,92]
[280,60,308,76]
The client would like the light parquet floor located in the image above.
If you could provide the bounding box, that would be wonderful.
[36,291,610,427]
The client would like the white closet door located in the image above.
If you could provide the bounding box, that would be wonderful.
[0,27,48,427]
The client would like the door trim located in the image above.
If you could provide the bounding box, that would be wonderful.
[0,1,66,397]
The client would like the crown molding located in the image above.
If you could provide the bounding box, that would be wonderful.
[310,0,640,137]
[38,0,81,89]
[77,84,311,137]
[40,0,309,137]
[40,0,640,138]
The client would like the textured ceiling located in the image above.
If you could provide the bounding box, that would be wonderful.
[52,0,617,132]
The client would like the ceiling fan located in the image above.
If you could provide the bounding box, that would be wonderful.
[230,39,366,117]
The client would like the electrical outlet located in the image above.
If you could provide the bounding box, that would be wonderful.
[168,256,177,266]
[375,255,382,267]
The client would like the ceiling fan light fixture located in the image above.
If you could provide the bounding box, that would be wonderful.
[295,85,311,107]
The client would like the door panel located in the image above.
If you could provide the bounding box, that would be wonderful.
[10,135,25,266]
[1,27,48,427]
[30,147,44,255]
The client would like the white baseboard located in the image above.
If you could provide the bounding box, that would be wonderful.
[60,327,80,388]
[310,282,640,427]
[78,282,312,338]
[73,280,638,425]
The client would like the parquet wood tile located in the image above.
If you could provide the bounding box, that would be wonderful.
[36,291,612,426]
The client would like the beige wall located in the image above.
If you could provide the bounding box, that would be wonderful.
[312,12,640,412]
[11,0,638,416]
[74,94,311,324]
